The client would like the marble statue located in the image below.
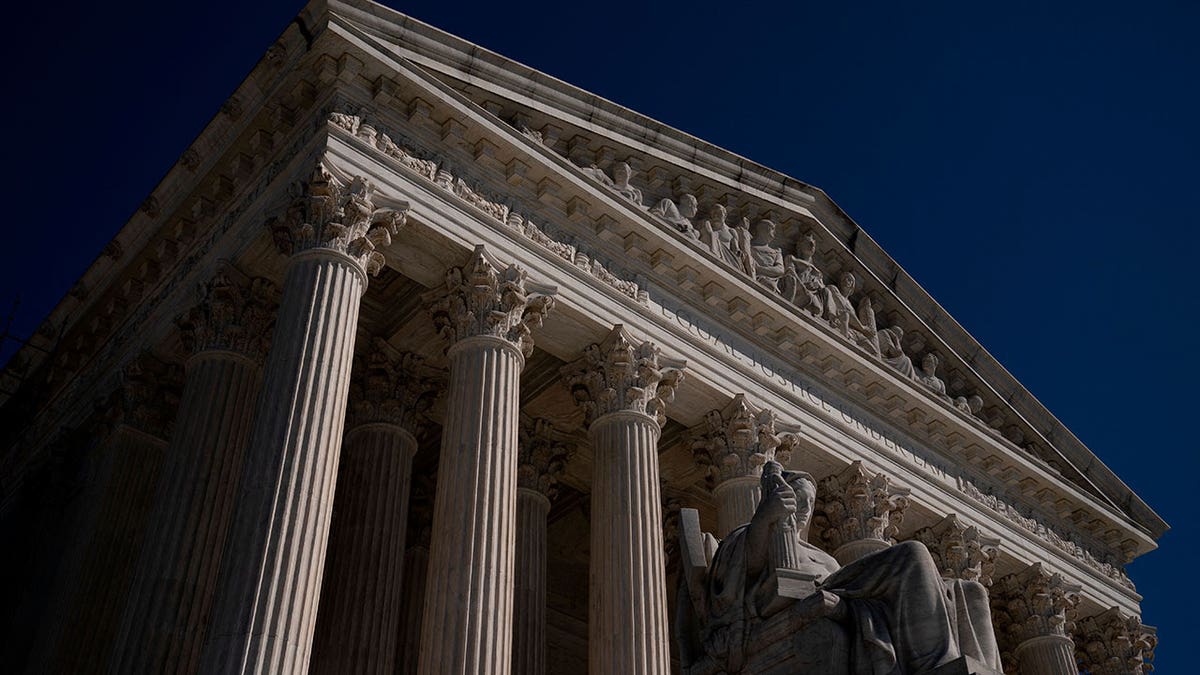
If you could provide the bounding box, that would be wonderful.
[954,395,983,416]
[610,161,644,206]
[580,163,614,187]
[877,326,917,379]
[650,194,700,238]
[677,465,1001,675]
[744,219,786,292]
[918,353,950,400]
[782,232,825,317]
[700,204,747,270]
[824,271,879,354]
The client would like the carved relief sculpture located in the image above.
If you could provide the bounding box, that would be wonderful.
[700,204,746,271]
[918,353,951,400]
[649,193,700,238]
[781,231,826,317]
[744,219,786,292]
[823,271,881,355]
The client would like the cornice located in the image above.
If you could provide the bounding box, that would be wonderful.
[322,0,1164,542]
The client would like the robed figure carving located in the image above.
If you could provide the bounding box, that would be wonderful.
[676,464,1002,675]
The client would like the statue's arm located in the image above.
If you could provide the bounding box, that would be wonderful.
[745,482,795,579]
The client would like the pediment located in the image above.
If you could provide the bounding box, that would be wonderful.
[313,0,1165,549]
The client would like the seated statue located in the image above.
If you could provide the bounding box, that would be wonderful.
[677,465,1001,675]
[700,204,747,270]
[610,161,644,206]
[650,193,700,238]
[878,325,917,380]
[745,219,786,291]
[918,353,952,401]
[824,271,880,355]
[782,232,826,316]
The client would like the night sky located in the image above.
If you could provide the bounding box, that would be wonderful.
[2,0,1195,669]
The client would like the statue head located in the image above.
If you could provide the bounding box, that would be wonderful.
[921,352,939,375]
[709,203,727,225]
[797,232,817,259]
[613,162,632,185]
[837,270,856,295]
[752,219,776,243]
[680,193,698,218]
[784,470,817,529]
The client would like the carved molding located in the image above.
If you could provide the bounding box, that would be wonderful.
[1074,608,1156,675]
[561,325,685,426]
[329,111,649,305]
[177,267,277,360]
[957,477,1134,590]
[813,461,911,552]
[270,162,408,276]
[346,337,442,431]
[689,394,798,487]
[911,514,1001,585]
[517,416,571,499]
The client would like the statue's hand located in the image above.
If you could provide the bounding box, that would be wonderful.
[758,482,797,524]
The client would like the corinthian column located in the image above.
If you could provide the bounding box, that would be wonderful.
[112,269,275,675]
[813,461,910,564]
[416,245,555,675]
[690,394,797,537]
[562,325,685,675]
[35,355,181,674]
[396,478,434,675]
[513,418,570,675]
[200,165,408,675]
[991,563,1081,675]
[1074,608,1156,675]
[310,340,440,675]
[912,514,1003,670]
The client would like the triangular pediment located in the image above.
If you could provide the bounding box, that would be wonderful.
[310,0,1164,553]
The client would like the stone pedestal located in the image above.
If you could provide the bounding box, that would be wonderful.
[200,166,406,674]
[112,272,273,675]
[416,246,554,675]
[691,395,797,538]
[310,342,437,675]
[563,325,684,675]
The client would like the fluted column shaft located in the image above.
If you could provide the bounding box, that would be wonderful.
[712,476,760,539]
[513,488,551,675]
[1014,635,1077,675]
[588,411,672,675]
[40,425,168,674]
[397,545,430,675]
[201,249,365,674]
[310,423,418,675]
[417,336,523,675]
[111,350,262,674]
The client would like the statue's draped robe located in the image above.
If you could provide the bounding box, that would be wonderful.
[703,526,968,675]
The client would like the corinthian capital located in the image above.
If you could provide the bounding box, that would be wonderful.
[813,461,910,553]
[561,325,685,426]
[690,394,798,486]
[347,337,442,431]
[270,164,409,276]
[424,245,556,356]
[911,514,1000,585]
[991,563,1081,646]
[177,267,277,360]
[1075,608,1156,675]
[98,353,183,440]
[517,416,572,499]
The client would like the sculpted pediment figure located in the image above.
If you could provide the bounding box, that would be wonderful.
[676,462,1002,675]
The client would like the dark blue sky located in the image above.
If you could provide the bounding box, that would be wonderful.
[2,0,1194,668]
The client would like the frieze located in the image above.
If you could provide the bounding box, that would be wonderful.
[328,112,650,306]
[659,299,1135,592]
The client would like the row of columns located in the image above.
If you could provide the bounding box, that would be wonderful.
[30,162,1150,675]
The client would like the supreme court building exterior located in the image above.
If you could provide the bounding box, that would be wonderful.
[0,1,1165,674]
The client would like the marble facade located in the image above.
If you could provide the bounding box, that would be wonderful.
[0,1,1162,674]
